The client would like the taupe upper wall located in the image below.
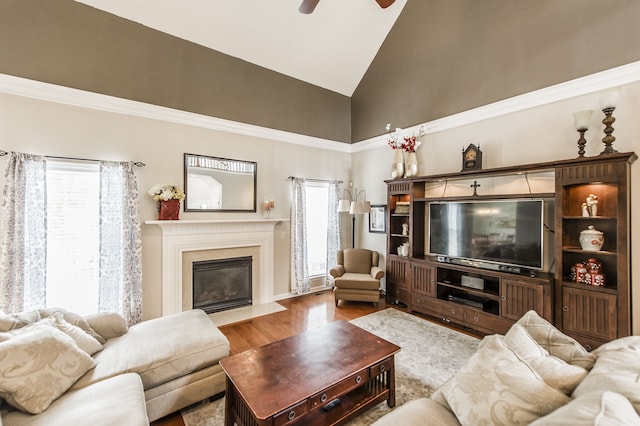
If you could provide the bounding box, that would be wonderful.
[2,1,639,145]
[0,0,351,142]
[352,0,640,142]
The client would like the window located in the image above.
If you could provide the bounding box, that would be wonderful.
[305,182,330,277]
[45,160,100,315]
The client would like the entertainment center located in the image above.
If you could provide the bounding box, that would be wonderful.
[386,152,635,349]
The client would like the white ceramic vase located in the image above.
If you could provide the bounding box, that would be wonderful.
[405,152,418,177]
[391,149,405,179]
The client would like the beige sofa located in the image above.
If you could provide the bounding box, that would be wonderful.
[373,310,640,425]
[0,308,230,425]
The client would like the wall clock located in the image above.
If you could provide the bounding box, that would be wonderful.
[462,144,482,171]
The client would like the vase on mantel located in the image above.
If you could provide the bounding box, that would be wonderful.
[391,149,405,179]
[158,199,180,220]
[405,152,419,178]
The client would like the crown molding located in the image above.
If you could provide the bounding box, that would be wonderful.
[1,61,639,155]
[0,73,352,153]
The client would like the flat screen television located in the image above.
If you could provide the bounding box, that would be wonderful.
[428,199,545,271]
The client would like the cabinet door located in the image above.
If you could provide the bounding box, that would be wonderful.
[411,262,434,296]
[501,279,545,321]
[386,257,409,305]
[562,287,617,341]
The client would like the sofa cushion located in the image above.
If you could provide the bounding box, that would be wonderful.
[516,310,596,370]
[49,313,103,355]
[334,273,380,290]
[530,391,640,426]
[0,309,105,344]
[442,334,569,425]
[72,309,230,390]
[372,398,461,426]
[504,323,588,394]
[573,336,640,414]
[84,312,129,341]
[0,321,96,414]
[1,373,148,426]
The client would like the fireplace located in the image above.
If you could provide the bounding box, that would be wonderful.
[192,256,253,314]
[146,219,281,316]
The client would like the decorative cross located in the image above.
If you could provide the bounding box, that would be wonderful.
[471,180,481,196]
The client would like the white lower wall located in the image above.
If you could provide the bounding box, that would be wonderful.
[0,90,351,320]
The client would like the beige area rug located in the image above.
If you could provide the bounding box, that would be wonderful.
[182,308,480,425]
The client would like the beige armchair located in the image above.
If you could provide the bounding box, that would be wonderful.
[330,248,385,307]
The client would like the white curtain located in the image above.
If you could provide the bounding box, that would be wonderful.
[99,161,143,325]
[0,153,143,324]
[290,178,341,294]
[326,181,341,286]
[0,153,47,313]
[290,177,309,294]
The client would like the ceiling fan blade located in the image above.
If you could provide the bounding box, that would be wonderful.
[299,0,320,14]
[375,0,396,8]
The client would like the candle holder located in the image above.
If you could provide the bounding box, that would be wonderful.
[600,107,618,154]
[572,110,592,157]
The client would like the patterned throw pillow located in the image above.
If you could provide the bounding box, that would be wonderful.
[48,313,104,355]
[0,321,96,414]
[516,310,596,370]
[531,391,640,426]
[38,308,106,344]
[573,337,640,414]
[0,311,42,332]
[504,324,588,395]
[442,334,570,425]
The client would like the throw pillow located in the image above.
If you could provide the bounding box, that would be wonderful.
[516,310,596,370]
[49,312,104,355]
[530,391,640,426]
[38,308,106,344]
[573,341,640,414]
[504,324,588,394]
[442,334,570,425]
[0,321,96,414]
[0,310,42,332]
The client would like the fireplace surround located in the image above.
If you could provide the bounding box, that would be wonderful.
[146,219,282,316]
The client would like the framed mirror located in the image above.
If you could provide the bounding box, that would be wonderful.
[184,153,257,212]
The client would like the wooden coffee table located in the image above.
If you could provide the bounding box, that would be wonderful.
[220,320,401,425]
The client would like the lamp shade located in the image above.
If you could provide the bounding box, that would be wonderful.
[338,199,351,212]
[349,200,371,214]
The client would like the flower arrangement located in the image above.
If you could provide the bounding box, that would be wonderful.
[148,184,185,201]
[386,124,425,152]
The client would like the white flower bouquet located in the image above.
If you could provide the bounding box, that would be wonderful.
[148,184,185,201]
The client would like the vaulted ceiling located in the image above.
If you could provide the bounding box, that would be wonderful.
[74,0,408,96]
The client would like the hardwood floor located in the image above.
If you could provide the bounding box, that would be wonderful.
[151,290,381,426]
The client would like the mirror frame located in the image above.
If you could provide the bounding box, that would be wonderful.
[184,153,257,212]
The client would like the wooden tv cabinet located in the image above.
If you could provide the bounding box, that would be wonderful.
[386,152,636,349]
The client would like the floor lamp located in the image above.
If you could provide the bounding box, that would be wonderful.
[338,188,371,248]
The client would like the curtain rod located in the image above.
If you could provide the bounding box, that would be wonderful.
[288,176,343,184]
[0,150,145,167]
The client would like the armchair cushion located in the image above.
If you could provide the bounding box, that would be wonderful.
[342,248,378,274]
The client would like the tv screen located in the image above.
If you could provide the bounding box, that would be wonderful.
[428,199,544,270]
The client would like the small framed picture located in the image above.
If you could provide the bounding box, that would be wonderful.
[369,205,387,233]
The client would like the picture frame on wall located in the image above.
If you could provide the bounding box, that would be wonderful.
[369,205,387,233]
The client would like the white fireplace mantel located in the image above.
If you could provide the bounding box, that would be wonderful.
[146,219,285,316]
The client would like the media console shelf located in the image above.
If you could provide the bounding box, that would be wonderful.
[386,153,636,348]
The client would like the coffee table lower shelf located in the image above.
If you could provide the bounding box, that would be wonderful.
[226,376,393,426]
